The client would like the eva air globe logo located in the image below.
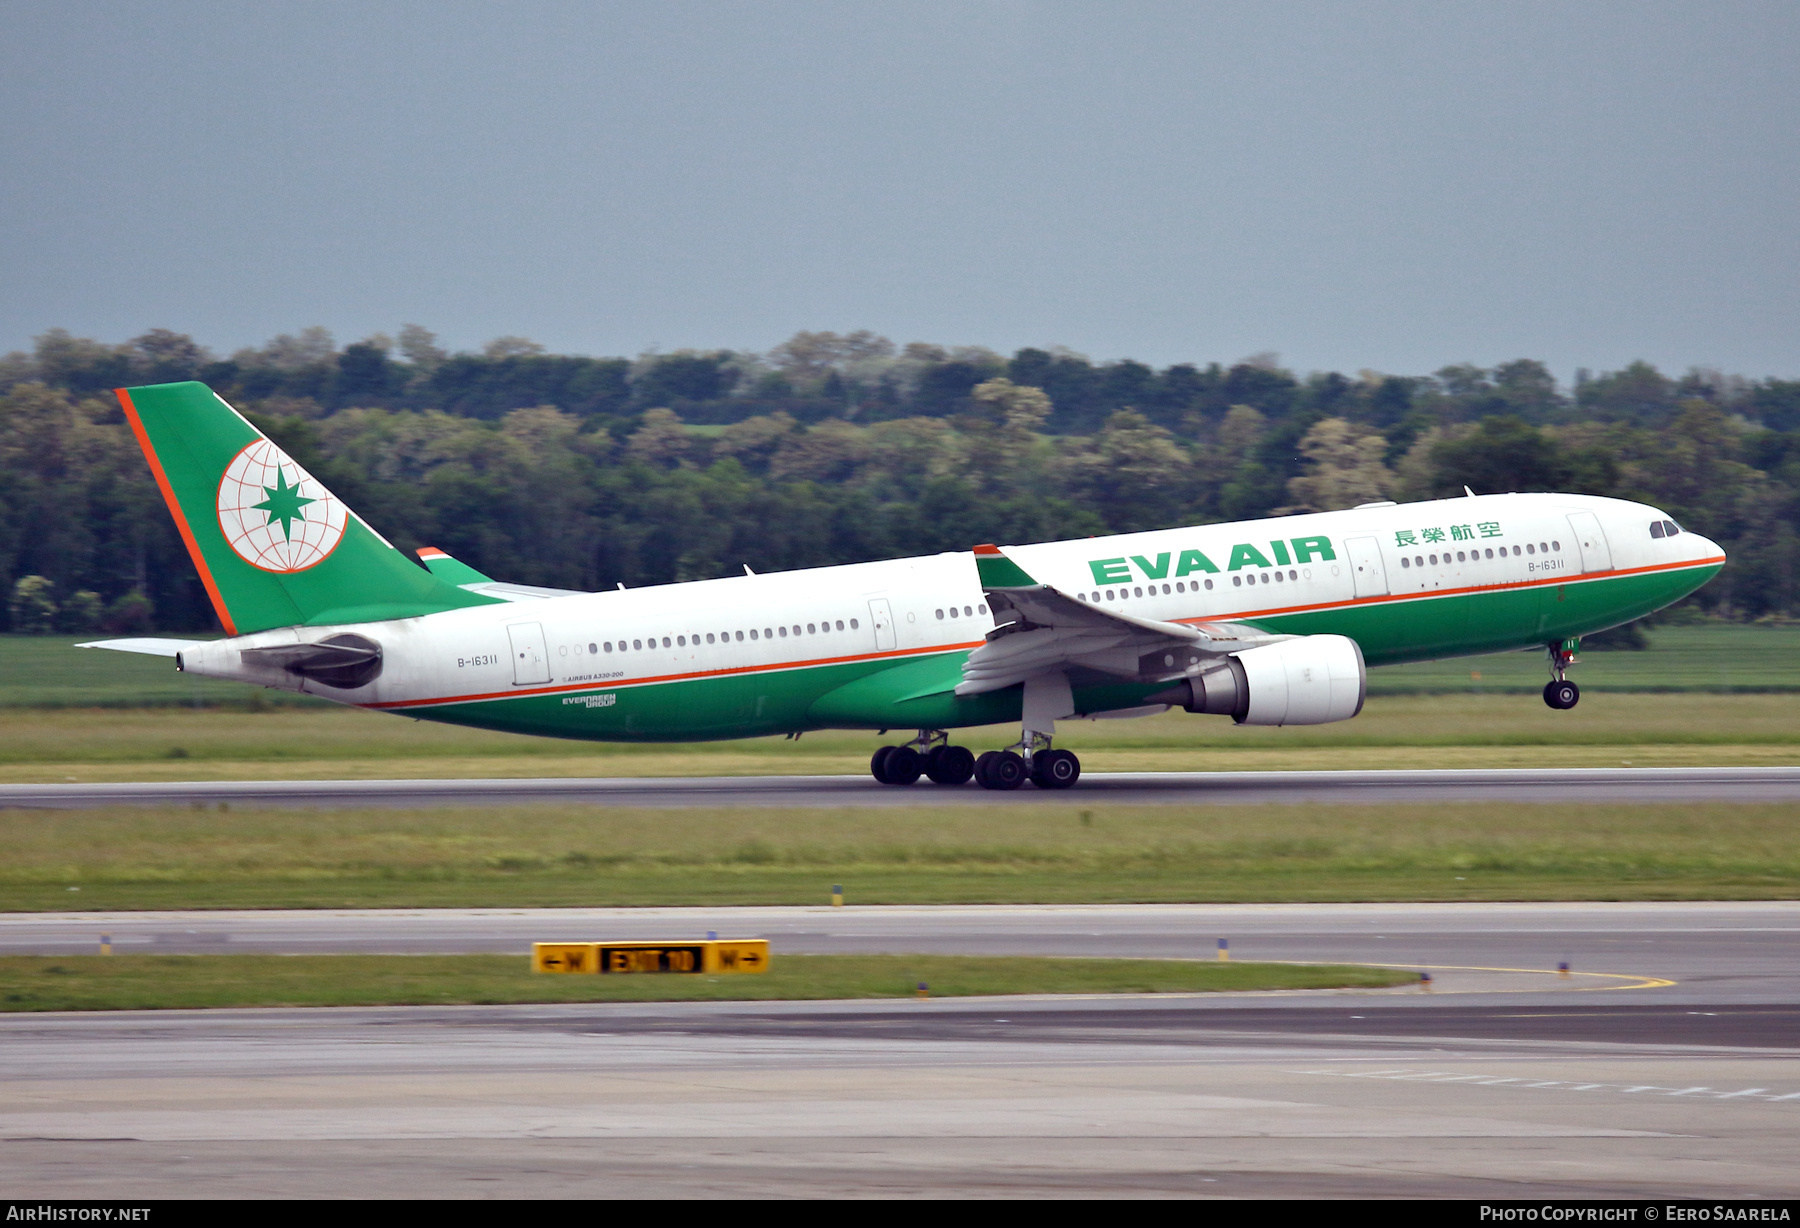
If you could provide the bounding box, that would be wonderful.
[216,440,347,572]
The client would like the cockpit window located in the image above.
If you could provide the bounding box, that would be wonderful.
[1663,519,1681,536]
[1650,521,1665,539]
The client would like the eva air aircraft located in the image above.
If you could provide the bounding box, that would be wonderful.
[84,381,1725,791]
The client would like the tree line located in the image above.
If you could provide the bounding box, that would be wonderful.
[3,326,1797,634]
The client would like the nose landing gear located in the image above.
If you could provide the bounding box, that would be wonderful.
[1543,639,1581,710]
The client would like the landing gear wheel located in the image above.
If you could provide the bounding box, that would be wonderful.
[925,745,976,786]
[883,745,922,785]
[1030,749,1081,789]
[870,746,896,783]
[974,750,1027,791]
[1543,679,1580,710]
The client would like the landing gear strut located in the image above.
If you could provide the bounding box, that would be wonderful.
[1543,639,1581,710]
[871,731,976,786]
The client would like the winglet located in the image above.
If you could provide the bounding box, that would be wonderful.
[972,543,1039,589]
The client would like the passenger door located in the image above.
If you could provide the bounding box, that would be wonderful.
[507,622,551,685]
[1566,512,1614,573]
[867,597,896,651]
[1344,536,1389,598]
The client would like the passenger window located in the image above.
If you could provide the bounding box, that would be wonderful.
[1134,586,1144,597]
[935,609,944,619]
[1526,544,1535,555]
[835,620,844,630]
[1539,542,1547,553]
[792,626,800,637]
[1415,556,1423,566]
[1456,552,1465,562]
[977,605,986,614]
[764,628,773,639]
[964,605,973,616]
[706,633,715,644]
[1273,571,1283,582]
[1288,570,1296,581]
[1106,590,1115,600]
[807,623,816,634]
[1233,576,1242,587]
[662,637,671,648]
[603,642,612,652]
[736,630,745,641]
[1551,541,1560,551]
[750,630,758,640]
[677,636,686,647]
[1429,554,1437,565]
[778,626,787,637]
[1402,557,1410,568]
[849,618,859,629]
[1204,579,1213,590]
[632,639,642,650]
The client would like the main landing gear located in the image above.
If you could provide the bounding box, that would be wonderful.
[972,745,1081,791]
[871,732,976,786]
[1543,638,1581,710]
[868,733,1082,790]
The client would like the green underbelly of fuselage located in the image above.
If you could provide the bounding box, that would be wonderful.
[398,562,1718,742]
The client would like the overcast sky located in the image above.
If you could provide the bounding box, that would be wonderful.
[2,1,1795,381]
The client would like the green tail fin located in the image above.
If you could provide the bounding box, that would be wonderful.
[118,381,502,635]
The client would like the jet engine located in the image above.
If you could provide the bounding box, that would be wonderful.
[1148,634,1365,726]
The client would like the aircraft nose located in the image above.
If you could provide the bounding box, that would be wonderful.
[1689,531,1724,562]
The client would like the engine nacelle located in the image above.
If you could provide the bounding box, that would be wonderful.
[1149,634,1366,726]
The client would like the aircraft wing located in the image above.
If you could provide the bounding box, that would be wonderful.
[957,544,1282,696]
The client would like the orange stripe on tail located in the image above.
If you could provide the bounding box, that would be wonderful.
[115,387,237,636]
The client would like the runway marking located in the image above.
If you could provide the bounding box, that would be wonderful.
[1287,1067,1800,1104]
[1277,961,1677,992]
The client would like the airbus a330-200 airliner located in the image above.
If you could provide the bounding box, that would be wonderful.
[81,382,1725,790]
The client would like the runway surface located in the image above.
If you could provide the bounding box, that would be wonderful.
[7,764,1800,807]
[5,902,1799,1197]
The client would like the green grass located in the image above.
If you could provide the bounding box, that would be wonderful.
[7,801,1798,911]
[0,954,1412,1011]
[4,690,1800,783]
[1370,624,1800,693]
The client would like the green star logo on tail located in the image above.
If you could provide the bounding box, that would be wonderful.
[253,467,315,540]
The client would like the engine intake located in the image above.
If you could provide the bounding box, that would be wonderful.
[1149,634,1365,726]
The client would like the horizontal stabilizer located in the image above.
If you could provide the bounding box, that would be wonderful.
[416,546,588,602]
[416,546,495,585]
[76,638,198,658]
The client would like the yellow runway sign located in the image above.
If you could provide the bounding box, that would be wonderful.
[532,940,770,975]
